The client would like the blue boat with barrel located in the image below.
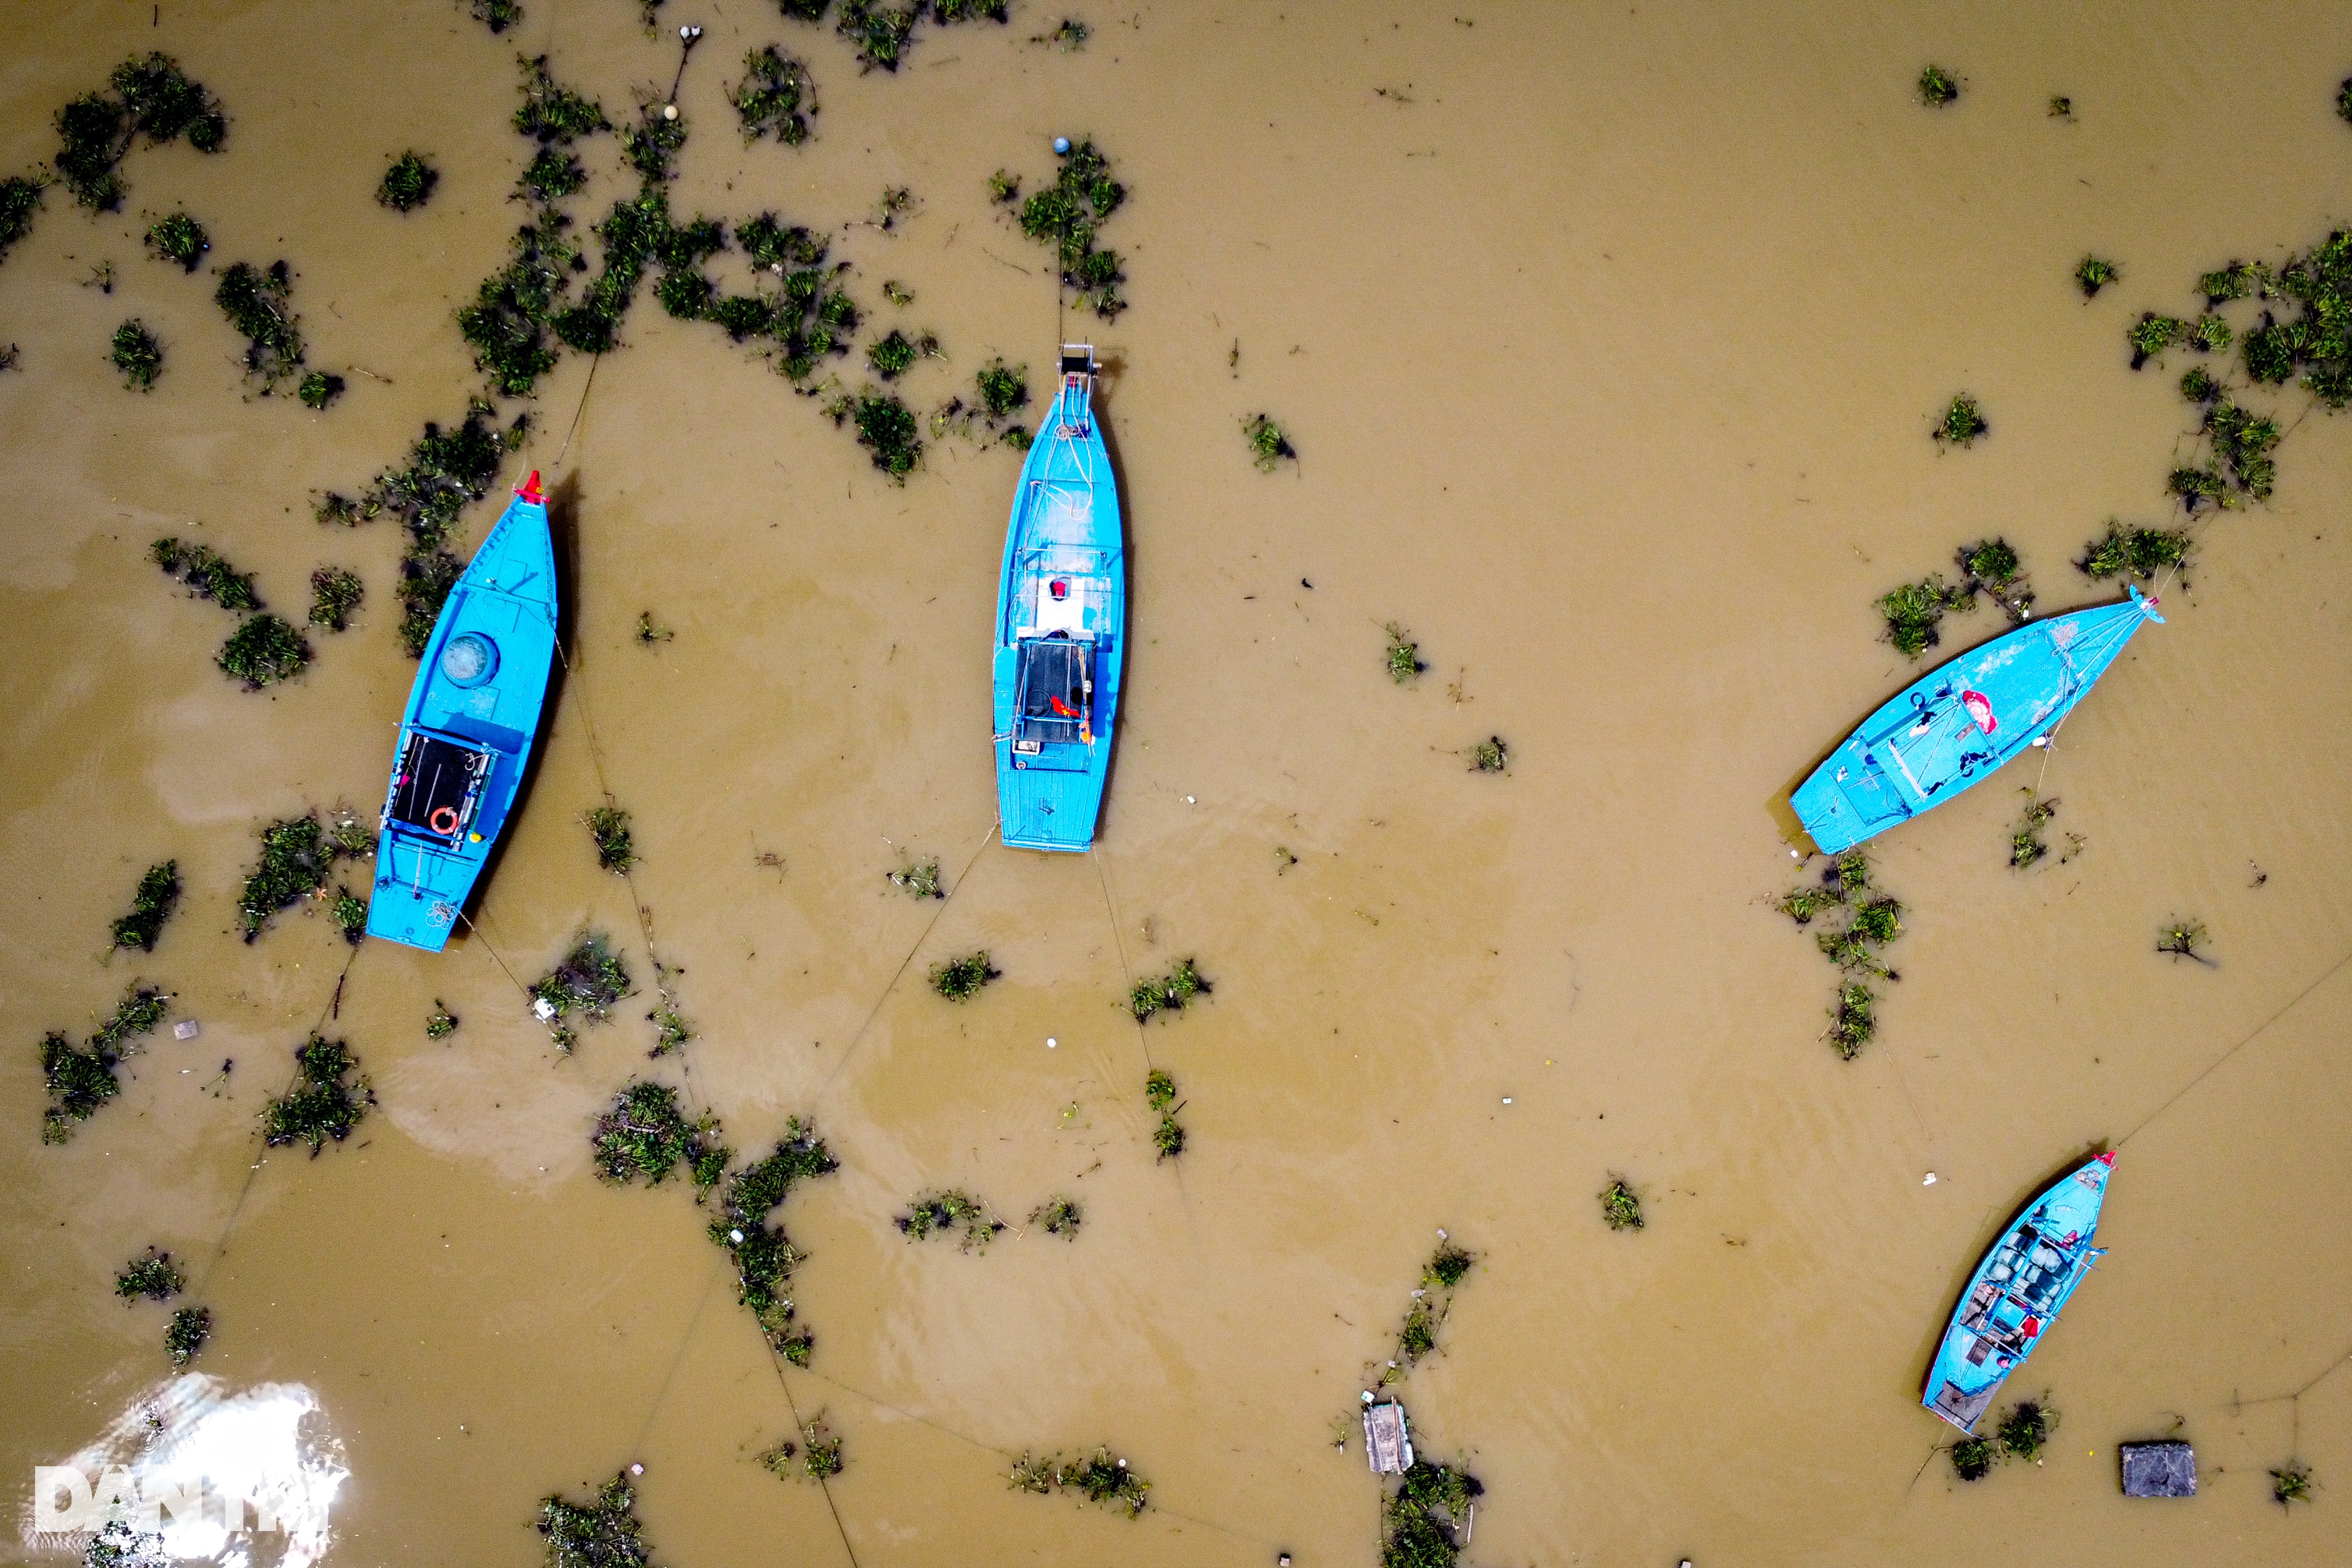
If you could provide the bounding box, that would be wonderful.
[992,345,1124,852]
[366,470,558,951]
[1923,1152,2115,1431]
[1792,587,2163,855]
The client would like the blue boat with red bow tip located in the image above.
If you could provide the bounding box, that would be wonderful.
[1924,1152,2115,1431]
[366,470,558,951]
[992,346,1125,852]
[1792,587,2164,855]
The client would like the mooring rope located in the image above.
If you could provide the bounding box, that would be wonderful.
[2115,942,2352,1150]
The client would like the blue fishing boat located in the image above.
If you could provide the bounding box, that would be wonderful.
[1792,587,2164,854]
[366,471,558,951]
[1923,1152,2115,1431]
[992,345,1124,852]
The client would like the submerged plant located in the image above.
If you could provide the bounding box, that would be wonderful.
[144,209,208,271]
[929,951,995,1001]
[584,804,636,875]
[377,151,438,212]
[164,1305,210,1368]
[111,862,180,951]
[537,1475,651,1568]
[2157,918,2208,961]
[110,318,162,390]
[307,567,362,631]
[1008,1448,1151,1516]
[425,1002,458,1040]
[238,815,339,937]
[1470,736,1509,773]
[1919,64,1959,105]
[1599,1176,1643,1231]
[1385,622,1424,684]
[735,45,814,144]
[1242,412,1295,470]
[116,1248,185,1302]
[532,933,632,1037]
[898,1188,1004,1250]
[2078,521,2190,581]
[592,1079,722,1185]
[1030,1195,1081,1238]
[260,1035,369,1153]
[2011,791,2058,868]
[1128,958,1208,1020]
[889,856,944,898]
[1952,1434,1997,1482]
[1875,574,1972,659]
[217,613,310,689]
[215,260,305,390]
[1015,137,1127,316]
[1381,1459,1481,1568]
[2074,255,2118,298]
[2272,1461,2315,1507]
[1934,394,1988,447]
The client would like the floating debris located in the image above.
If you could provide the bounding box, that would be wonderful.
[2074,255,2118,298]
[115,1248,185,1302]
[1014,137,1126,316]
[2157,917,2209,961]
[261,1035,370,1155]
[1128,957,1208,1020]
[928,951,995,1001]
[889,856,944,898]
[584,804,637,875]
[532,933,633,1047]
[898,1188,1004,1250]
[592,1080,723,1187]
[707,1121,838,1363]
[1934,394,1988,447]
[110,861,180,952]
[1384,622,1424,684]
[307,567,363,631]
[1919,64,1960,106]
[376,151,438,212]
[1599,1176,1644,1231]
[425,1002,458,1041]
[164,1305,210,1368]
[2120,1440,2196,1498]
[1242,412,1295,471]
[1029,1195,1080,1238]
[538,1475,652,1568]
[1008,1448,1151,1517]
[109,318,162,391]
[144,208,208,271]
[2010,791,2058,868]
[214,260,305,392]
[734,45,815,145]
[1470,736,1509,773]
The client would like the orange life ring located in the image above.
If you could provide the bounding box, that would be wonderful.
[429,805,461,836]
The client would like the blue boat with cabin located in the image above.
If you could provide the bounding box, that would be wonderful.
[1792,587,2163,855]
[993,346,1124,852]
[1924,1152,2115,1431]
[366,470,558,951]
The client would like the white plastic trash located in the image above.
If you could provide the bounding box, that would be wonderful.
[174,1021,201,1041]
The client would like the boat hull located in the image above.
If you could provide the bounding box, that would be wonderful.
[1792,588,2162,855]
[366,479,558,951]
[1923,1153,2114,1431]
[992,353,1124,852]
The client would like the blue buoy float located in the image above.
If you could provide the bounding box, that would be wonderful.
[1053,135,1071,154]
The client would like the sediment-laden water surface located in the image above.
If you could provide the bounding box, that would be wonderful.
[4,3,2350,1565]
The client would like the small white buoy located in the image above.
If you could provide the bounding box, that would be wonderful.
[2031,735,2050,748]
[1046,1037,1057,1049]
[1054,135,1072,154]
[630,1463,645,1476]
[1502,1096,1513,1105]
[663,103,679,121]
[1185,795,1196,804]
[1923,1173,1937,1185]
[729,1229,745,1243]
[1790,848,1801,859]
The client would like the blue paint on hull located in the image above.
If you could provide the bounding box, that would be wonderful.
[992,351,1124,852]
[365,476,558,951]
[1923,1153,2115,1431]
[1793,587,2162,855]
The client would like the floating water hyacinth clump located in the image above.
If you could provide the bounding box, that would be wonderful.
[1918,64,1959,105]
[2074,255,2118,298]
[928,950,995,1001]
[2010,791,2059,868]
[2272,1460,2315,1507]
[238,814,351,939]
[707,1121,838,1363]
[115,1248,185,1302]
[583,804,636,874]
[2077,521,2190,581]
[1129,958,1208,1020]
[110,318,162,390]
[1242,412,1294,471]
[297,371,344,410]
[307,567,362,631]
[538,1475,652,1568]
[144,208,208,271]
[532,933,633,1049]
[1144,1068,1185,1160]
[261,1035,370,1153]
[54,54,226,213]
[1030,1195,1081,1238]
[734,45,815,144]
[38,986,168,1143]
[1381,1459,1482,1568]
[1599,1176,1644,1231]
[152,537,259,610]
[111,861,180,951]
[1014,137,1127,316]
[164,1305,210,1367]
[1008,1447,1152,1516]
[1385,622,1424,684]
[592,1080,723,1187]
[376,151,438,211]
[898,1188,1004,1250]
[0,176,43,267]
[1933,394,1988,447]
[425,1002,458,1040]
[1875,574,1974,659]
[214,260,305,391]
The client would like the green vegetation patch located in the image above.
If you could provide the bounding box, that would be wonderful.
[217,613,310,689]
[592,1079,723,1186]
[888,856,943,898]
[261,1034,370,1153]
[152,536,259,610]
[111,861,180,951]
[928,950,995,1001]
[1918,64,1959,106]
[1381,1459,1482,1568]
[2078,521,2189,581]
[1128,956,1208,1020]
[1599,1176,1643,1231]
[1030,1195,1080,1238]
[307,567,362,631]
[377,151,438,212]
[1875,574,1974,659]
[1385,622,1424,684]
[898,1187,1004,1250]
[707,1120,838,1361]
[110,318,162,391]
[164,1305,210,1367]
[1243,412,1295,470]
[116,1247,185,1302]
[1008,1447,1151,1516]
[537,1475,651,1568]
[584,804,637,874]
[1015,137,1127,316]
[2074,255,2118,298]
[1933,394,1988,447]
[0,176,44,267]
[215,261,305,391]
[735,45,815,144]
[145,209,208,271]
[238,815,347,938]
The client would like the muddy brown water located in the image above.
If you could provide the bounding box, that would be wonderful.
[4,2,2351,1564]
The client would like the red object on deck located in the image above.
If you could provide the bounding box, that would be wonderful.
[516,469,544,503]
[2096,1150,2116,1167]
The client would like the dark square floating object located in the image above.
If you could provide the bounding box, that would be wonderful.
[2119,1440,2197,1498]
